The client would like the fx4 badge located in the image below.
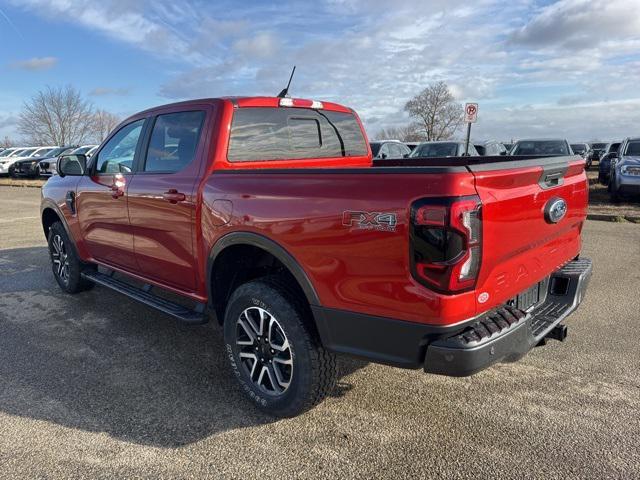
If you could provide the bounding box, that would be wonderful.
[342,211,397,232]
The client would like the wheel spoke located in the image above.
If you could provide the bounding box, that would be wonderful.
[236,306,293,396]
[239,352,258,378]
[237,317,256,345]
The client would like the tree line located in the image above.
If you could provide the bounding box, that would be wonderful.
[3,81,463,148]
[2,85,120,147]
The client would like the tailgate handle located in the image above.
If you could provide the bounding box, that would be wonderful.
[541,171,565,189]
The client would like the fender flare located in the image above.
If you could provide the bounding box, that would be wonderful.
[207,232,321,308]
[40,200,73,241]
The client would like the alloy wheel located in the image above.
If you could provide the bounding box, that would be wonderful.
[51,234,70,284]
[235,307,293,395]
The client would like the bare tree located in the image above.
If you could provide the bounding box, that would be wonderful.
[404,82,463,141]
[18,85,95,146]
[92,109,120,143]
[0,136,14,148]
[375,124,426,142]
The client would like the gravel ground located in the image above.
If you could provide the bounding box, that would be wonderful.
[0,186,638,479]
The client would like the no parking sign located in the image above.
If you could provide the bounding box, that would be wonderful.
[464,103,478,123]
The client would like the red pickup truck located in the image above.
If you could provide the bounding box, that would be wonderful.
[41,96,592,417]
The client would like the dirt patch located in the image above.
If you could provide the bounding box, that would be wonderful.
[0,178,46,188]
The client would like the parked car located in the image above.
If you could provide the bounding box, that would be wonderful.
[39,145,97,176]
[590,142,608,162]
[41,96,591,417]
[570,143,594,168]
[475,140,507,156]
[369,140,411,159]
[511,139,573,156]
[502,142,514,153]
[598,142,622,185]
[0,147,25,160]
[0,146,47,176]
[609,137,640,202]
[409,141,479,157]
[11,146,77,178]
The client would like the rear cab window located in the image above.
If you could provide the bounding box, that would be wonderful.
[227,107,368,162]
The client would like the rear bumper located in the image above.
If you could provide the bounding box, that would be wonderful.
[313,258,592,374]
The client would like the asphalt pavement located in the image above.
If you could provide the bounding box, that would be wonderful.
[0,186,638,479]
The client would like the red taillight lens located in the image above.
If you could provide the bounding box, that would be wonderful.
[410,196,482,293]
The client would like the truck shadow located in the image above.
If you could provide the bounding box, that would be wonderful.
[0,247,367,448]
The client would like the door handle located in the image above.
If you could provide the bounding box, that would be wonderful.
[163,189,186,204]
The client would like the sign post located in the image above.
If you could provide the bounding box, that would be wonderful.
[464,103,478,156]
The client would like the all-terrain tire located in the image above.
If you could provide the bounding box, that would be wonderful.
[223,275,336,417]
[47,221,95,294]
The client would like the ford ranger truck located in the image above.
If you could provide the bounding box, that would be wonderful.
[41,97,592,417]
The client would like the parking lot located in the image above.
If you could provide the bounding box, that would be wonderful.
[0,185,638,479]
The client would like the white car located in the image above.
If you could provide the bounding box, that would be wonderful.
[0,146,57,176]
[0,147,25,160]
[39,144,97,176]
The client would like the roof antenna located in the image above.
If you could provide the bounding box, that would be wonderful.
[277,66,296,98]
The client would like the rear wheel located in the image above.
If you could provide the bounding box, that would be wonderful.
[47,221,95,293]
[223,276,336,417]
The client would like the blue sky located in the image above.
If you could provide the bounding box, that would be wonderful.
[1,0,639,143]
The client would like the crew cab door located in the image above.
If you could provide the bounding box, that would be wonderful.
[126,107,210,292]
[76,118,147,270]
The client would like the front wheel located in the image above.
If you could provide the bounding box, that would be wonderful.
[223,276,337,417]
[47,221,95,293]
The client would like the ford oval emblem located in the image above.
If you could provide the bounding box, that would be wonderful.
[544,197,567,224]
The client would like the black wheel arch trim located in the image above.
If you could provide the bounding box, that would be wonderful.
[40,200,73,241]
[207,231,321,310]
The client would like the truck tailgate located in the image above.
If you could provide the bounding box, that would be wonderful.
[469,156,588,313]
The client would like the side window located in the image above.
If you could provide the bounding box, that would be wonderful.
[144,111,205,173]
[389,143,407,158]
[95,120,145,174]
[379,143,390,158]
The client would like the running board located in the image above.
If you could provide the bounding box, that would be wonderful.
[81,270,207,325]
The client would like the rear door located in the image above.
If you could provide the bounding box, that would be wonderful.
[76,118,147,270]
[470,156,588,313]
[126,106,211,292]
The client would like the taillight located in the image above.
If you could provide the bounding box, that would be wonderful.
[410,196,482,293]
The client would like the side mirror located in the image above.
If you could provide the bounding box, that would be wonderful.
[500,151,507,155]
[57,154,87,177]
[380,153,388,159]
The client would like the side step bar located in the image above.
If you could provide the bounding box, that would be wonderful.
[81,270,207,325]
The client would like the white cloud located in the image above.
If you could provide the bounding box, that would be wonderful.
[11,56,58,71]
[9,0,640,140]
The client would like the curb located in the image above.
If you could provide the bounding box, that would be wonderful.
[587,213,640,223]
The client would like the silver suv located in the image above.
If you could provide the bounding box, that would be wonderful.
[609,137,640,202]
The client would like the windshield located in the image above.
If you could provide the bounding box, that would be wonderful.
[624,141,640,156]
[609,143,621,153]
[512,140,569,155]
[570,144,586,153]
[71,146,95,155]
[410,142,458,157]
[45,147,74,157]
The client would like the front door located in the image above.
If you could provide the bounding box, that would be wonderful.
[126,109,209,292]
[76,118,146,270]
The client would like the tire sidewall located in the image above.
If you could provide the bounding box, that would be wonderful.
[223,282,315,415]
